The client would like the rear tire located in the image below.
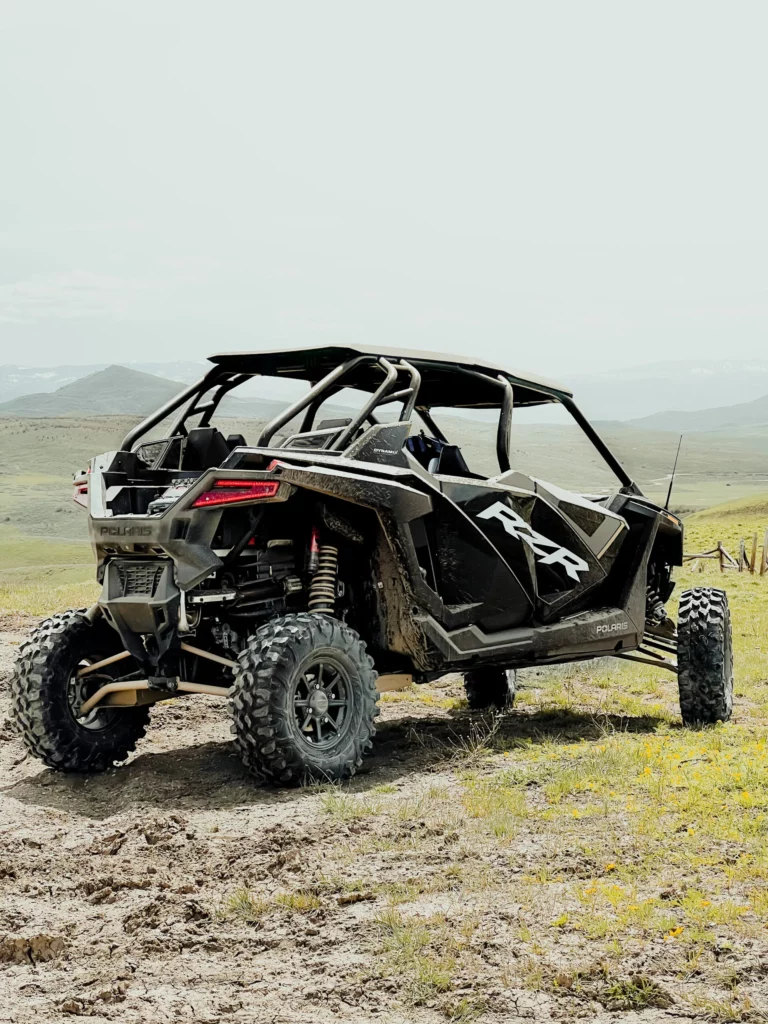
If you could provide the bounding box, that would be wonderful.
[230,613,379,785]
[677,587,734,726]
[10,610,150,772]
[464,668,516,710]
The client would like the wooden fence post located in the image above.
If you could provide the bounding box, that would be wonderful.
[762,529,768,576]
[750,533,758,574]
[739,538,745,572]
[719,542,724,573]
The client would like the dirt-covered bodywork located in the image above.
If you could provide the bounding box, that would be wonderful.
[12,344,733,784]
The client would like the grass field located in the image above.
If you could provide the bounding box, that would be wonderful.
[0,413,766,543]
[0,524,97,618]
[221,494,766,1019]
[1,494,767,1015]
[325,495,768,1018]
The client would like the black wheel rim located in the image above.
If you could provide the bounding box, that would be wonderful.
[292,657,353,749]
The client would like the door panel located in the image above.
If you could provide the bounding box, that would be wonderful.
[441,476,626,622]
[409,482,533,631]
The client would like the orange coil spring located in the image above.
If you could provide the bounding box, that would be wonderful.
[308,545,339,614]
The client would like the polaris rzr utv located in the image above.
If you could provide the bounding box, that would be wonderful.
[12,345,733,784]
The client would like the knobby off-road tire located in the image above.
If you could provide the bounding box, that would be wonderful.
[230,613,379,785]
[10,610,150,772]
[463,668,516,710]
[677,587,734,727]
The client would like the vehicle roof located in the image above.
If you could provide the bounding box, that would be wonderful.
[208,344,572,408]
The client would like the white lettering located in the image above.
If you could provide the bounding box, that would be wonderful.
[477,501,589,582]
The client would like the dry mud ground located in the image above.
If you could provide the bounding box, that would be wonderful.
[0,624,762,1024]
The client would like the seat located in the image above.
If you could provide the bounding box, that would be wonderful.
[434,444,474,477]
[405,433,443,469]
[278,417,362,451]
[182,427,231,470]
[225,433,247,452]
[316,418,352,430]
[405,434,478,478]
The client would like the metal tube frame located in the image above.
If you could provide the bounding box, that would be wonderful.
[496,375,514,474]
[176,373,251,435]
[120,352,635,494]
[561,395,636,491]
[255,355,372,447]
[415,406,449,443]
[397,360,422,422]
[330,358,398,450]
[79,679,232,716]
[121,367,224,452]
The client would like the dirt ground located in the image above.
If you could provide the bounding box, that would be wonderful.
[0,622,761,1024]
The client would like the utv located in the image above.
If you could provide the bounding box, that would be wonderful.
[12,345,733,784]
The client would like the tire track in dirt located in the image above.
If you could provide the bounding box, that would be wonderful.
[0,629,473,1023]
[0,629,712,1023]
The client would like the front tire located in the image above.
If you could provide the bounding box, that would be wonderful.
[230,613,379,785]
[677,587,734,726]
[464,667,516,710]
[10,610,150,772]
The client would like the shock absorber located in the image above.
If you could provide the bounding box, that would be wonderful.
[308,541,339,615]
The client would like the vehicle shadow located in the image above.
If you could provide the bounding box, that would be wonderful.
[363,704,670,779]
[3,705,669,820]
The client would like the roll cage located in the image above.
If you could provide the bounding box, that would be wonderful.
[121,345,636,490]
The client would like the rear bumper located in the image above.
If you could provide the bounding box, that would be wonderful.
[99,558,180,663]
[87,465,292,589]
[89,512,222,590]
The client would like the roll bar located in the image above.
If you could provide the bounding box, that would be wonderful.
[415,406,448,443]
[330,358,398,450]
[496,375,514,474]
[397,360,421,421]
[561,395,635,490]
[121,366,224,451]
[436,367,514,474]
[255,355,372,447]
[119,351,636,493]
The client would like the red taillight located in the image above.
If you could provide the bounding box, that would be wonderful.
[73,469,88,510]
[191,479,280,508]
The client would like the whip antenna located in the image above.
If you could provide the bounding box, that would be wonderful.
[664,435,683,510]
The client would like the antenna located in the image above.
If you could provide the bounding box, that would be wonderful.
[664,435,683,510]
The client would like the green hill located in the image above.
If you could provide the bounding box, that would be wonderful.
[0,363,340,423]
[0,365,185,417]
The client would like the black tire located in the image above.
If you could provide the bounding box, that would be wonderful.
[677,587,734,726]
[230,613,379,785]
[10,610,150,772]
[464,667,516,710]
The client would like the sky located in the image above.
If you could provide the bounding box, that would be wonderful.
[1,1,766,374]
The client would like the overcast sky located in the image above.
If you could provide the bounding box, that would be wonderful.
[1,1,766,373]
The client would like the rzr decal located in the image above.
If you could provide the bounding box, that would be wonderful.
[477,501,589,582]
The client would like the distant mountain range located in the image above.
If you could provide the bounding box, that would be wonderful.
[0,360,206,405]
[629,392,768,433]
[0,364,337,422]
[0,365,187,417]
[561,358,768,421]
[1,357,768,432]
